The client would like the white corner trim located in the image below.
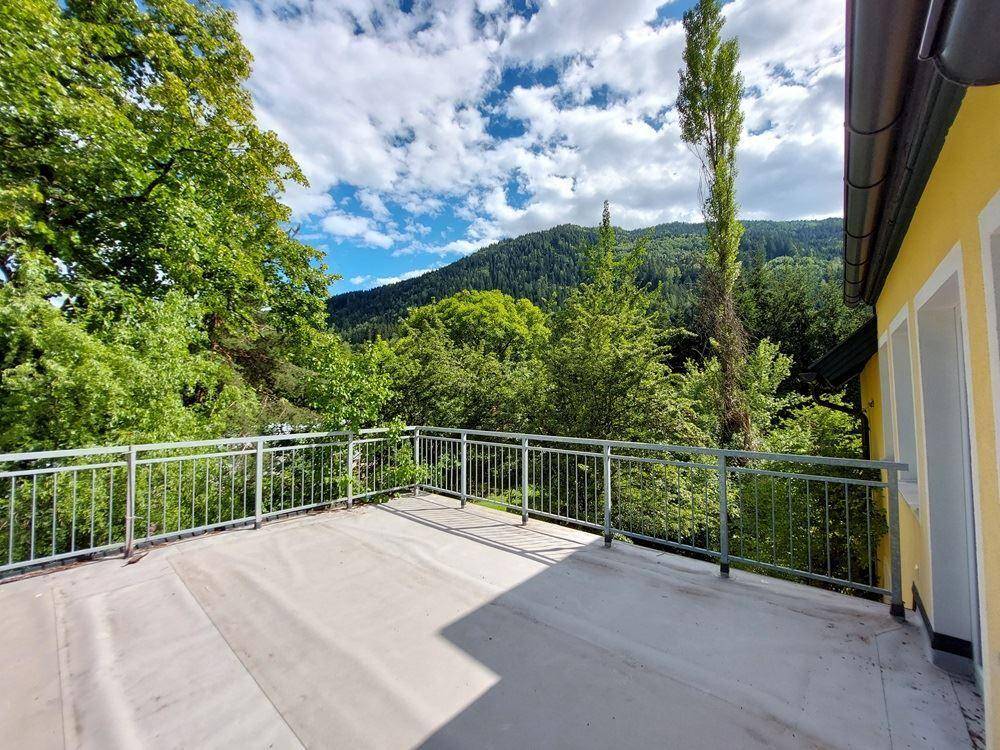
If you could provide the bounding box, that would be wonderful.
[915,243,964,310]
[888,303,910,335]
[978,187,1000,486]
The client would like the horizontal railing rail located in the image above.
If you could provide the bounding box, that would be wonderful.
[0,429,412,576]
[0,426,906,617]
[414,427,906,616]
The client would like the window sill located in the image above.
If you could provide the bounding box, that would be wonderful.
[897,480,920,516]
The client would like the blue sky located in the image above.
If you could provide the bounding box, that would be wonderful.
[234,0,845,292]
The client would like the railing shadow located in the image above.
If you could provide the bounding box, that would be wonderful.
[374,493,899,749]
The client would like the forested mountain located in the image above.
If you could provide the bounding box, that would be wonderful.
[328,218,843,342]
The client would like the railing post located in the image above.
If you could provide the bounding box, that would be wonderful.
[254,438,264,528]
[520,437,529,525]
[412,429,421,497]
[347,434,356,509]
[460,431,468,508]
[124,446,136,558]
[718,454,729,578]
[887,467,904,618]
[603,444,612,547]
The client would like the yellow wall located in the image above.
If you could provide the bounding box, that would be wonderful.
[860,359,929,613]
[861,85,1000,747]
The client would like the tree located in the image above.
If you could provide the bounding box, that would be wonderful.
[400,290,549,360]
[545,203,702,444]
[1,0,329,334]
[386,291,549,431]
[0,0,383,449]
[676,0,750,449]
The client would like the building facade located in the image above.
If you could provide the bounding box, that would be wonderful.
[838,2,1000,745]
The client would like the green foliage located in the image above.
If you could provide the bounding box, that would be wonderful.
[0,253,260,450]
[741,255,870,383]
[677,0,751,449]
[1,0,329,332]
[0,0,387,450]
[680,339,797,448]
[545,205,703,444]
[401,289,549,360]
[327,218,845,343]
[386,293,550,431]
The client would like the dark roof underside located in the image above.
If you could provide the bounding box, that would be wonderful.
[803,319,878,390]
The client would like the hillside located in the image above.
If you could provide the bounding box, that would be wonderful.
[327,218,843,341]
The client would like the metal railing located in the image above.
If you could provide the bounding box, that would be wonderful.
[0,426,906,616]
[414,427,906,615]
[0,429,412,576]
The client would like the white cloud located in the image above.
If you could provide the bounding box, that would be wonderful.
[237,0,845,259]
[349,275,371,285]
[374,267,438,286]
[320,210,396,249]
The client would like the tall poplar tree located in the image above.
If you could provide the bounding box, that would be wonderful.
[676,0,751,449]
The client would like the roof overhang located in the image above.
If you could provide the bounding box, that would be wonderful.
[800,319,878,390]
[842,0,1000,307]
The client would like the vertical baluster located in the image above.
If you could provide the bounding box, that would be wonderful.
[177,461,183,532]
[770,477,776,565]
[866,485,873,587]
[753,474,760,561]
[204,456,210,525]
[90,470,97,548]
[718,455,728,577]
[844,481,851,583]
[689,467,695,548]
[573,456,580,520]
[107,469,113,547]
[51,471,58,556]
[71,471,78,553]
[824,481,831,577]
[125,447,136,558]
[7,478,14,565]
[787,477,793,567]
[806,480,811,572]
[737,472,744,558]
[146,462,152,538]
[162,461,167,534]
[231,454,236,520]
[703,467,710,551]
[602,445,612,546]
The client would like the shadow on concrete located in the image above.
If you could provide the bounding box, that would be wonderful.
[374,494,969,750]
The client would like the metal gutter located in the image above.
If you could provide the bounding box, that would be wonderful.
[842,0,1000,306]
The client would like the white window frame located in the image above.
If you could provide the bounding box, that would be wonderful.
[886,306,920,503]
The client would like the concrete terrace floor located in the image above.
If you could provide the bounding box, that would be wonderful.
[0,493,974,749]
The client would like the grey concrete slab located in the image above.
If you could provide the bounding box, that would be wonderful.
[0,494,973,749]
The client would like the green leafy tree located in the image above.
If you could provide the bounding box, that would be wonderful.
[0,0,385,449]
[0,254,261,450]
[387,292,550,431]
[1,0,329,333]
[677,0,750,449]
[400,289,549,360]
[741,255,870,386]
[545,203,702,444]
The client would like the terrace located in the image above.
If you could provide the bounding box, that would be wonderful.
[0,428,980,748]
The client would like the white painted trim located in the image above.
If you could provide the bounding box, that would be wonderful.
[878,332,889,348]
[914,242,985,671]
[889,304,909,336]
[885,306,920,486]
[979,188,1000,497]
[976,188,1000,687]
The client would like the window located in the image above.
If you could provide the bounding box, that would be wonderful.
[889,319,919,484]
[878,340,893,460]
